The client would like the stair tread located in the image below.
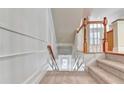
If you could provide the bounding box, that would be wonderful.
[97,59,124,72]
[89,65,124,84]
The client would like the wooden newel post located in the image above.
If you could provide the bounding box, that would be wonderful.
[103,17,108,52]
[83,18,88,53]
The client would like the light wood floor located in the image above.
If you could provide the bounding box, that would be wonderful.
[40,71,98,84]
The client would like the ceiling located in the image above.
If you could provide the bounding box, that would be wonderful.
[51,8,88,44]
[51,8,124,54]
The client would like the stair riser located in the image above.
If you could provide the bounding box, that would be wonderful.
[106,54,124,64]
[88,68,106,84]
[97,62,124,80]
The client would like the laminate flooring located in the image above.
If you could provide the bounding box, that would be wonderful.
[40,71,98,84]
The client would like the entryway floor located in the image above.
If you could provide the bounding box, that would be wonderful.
[40,71,98,84]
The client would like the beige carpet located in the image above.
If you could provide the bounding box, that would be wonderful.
[40,71,98,84]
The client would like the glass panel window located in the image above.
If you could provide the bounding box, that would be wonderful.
[97,32,100,38]
[94,32,97,38]
[98,24,101,28]
[93,24,97,28]
[90,24,93,28]
[90,38,93,45]
[90,33,93,38]
[89,23,103,52]
[94,39,97,44]
[61,58,68,70]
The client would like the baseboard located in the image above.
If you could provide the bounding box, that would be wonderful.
[34,65,48,84]
[113,47,124,52]
[22,65,48,84]
[118,47,124,51]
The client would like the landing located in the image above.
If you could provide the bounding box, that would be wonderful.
[40,71,98,84]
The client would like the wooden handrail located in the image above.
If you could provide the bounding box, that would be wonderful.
[105,51,124,56]
[47,45,59,70]
[76,19,84,33]
[76,25,83,33]
[47,45,55,61]
[88,21,103,24]
[107,29,113,33]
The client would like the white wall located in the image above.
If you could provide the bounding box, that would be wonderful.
[112,21,118,51]
[117,21,124,51]
[0,8,56,83]
[112,20,124,52]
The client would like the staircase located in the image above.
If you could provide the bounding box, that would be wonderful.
[88,55,124,84]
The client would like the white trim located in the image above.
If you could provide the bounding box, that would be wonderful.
[22,64,48,84]
[118,47,124,51]
[0,50,47,58]
[113,47,124,52]
[0,23,48,44]
[57,43,73,47]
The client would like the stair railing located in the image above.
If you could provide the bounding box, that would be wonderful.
[47,45,59,71]
[76,17,108,54]
[72,17,108,71]
[72,50,86,71]
[72,22,86,71]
